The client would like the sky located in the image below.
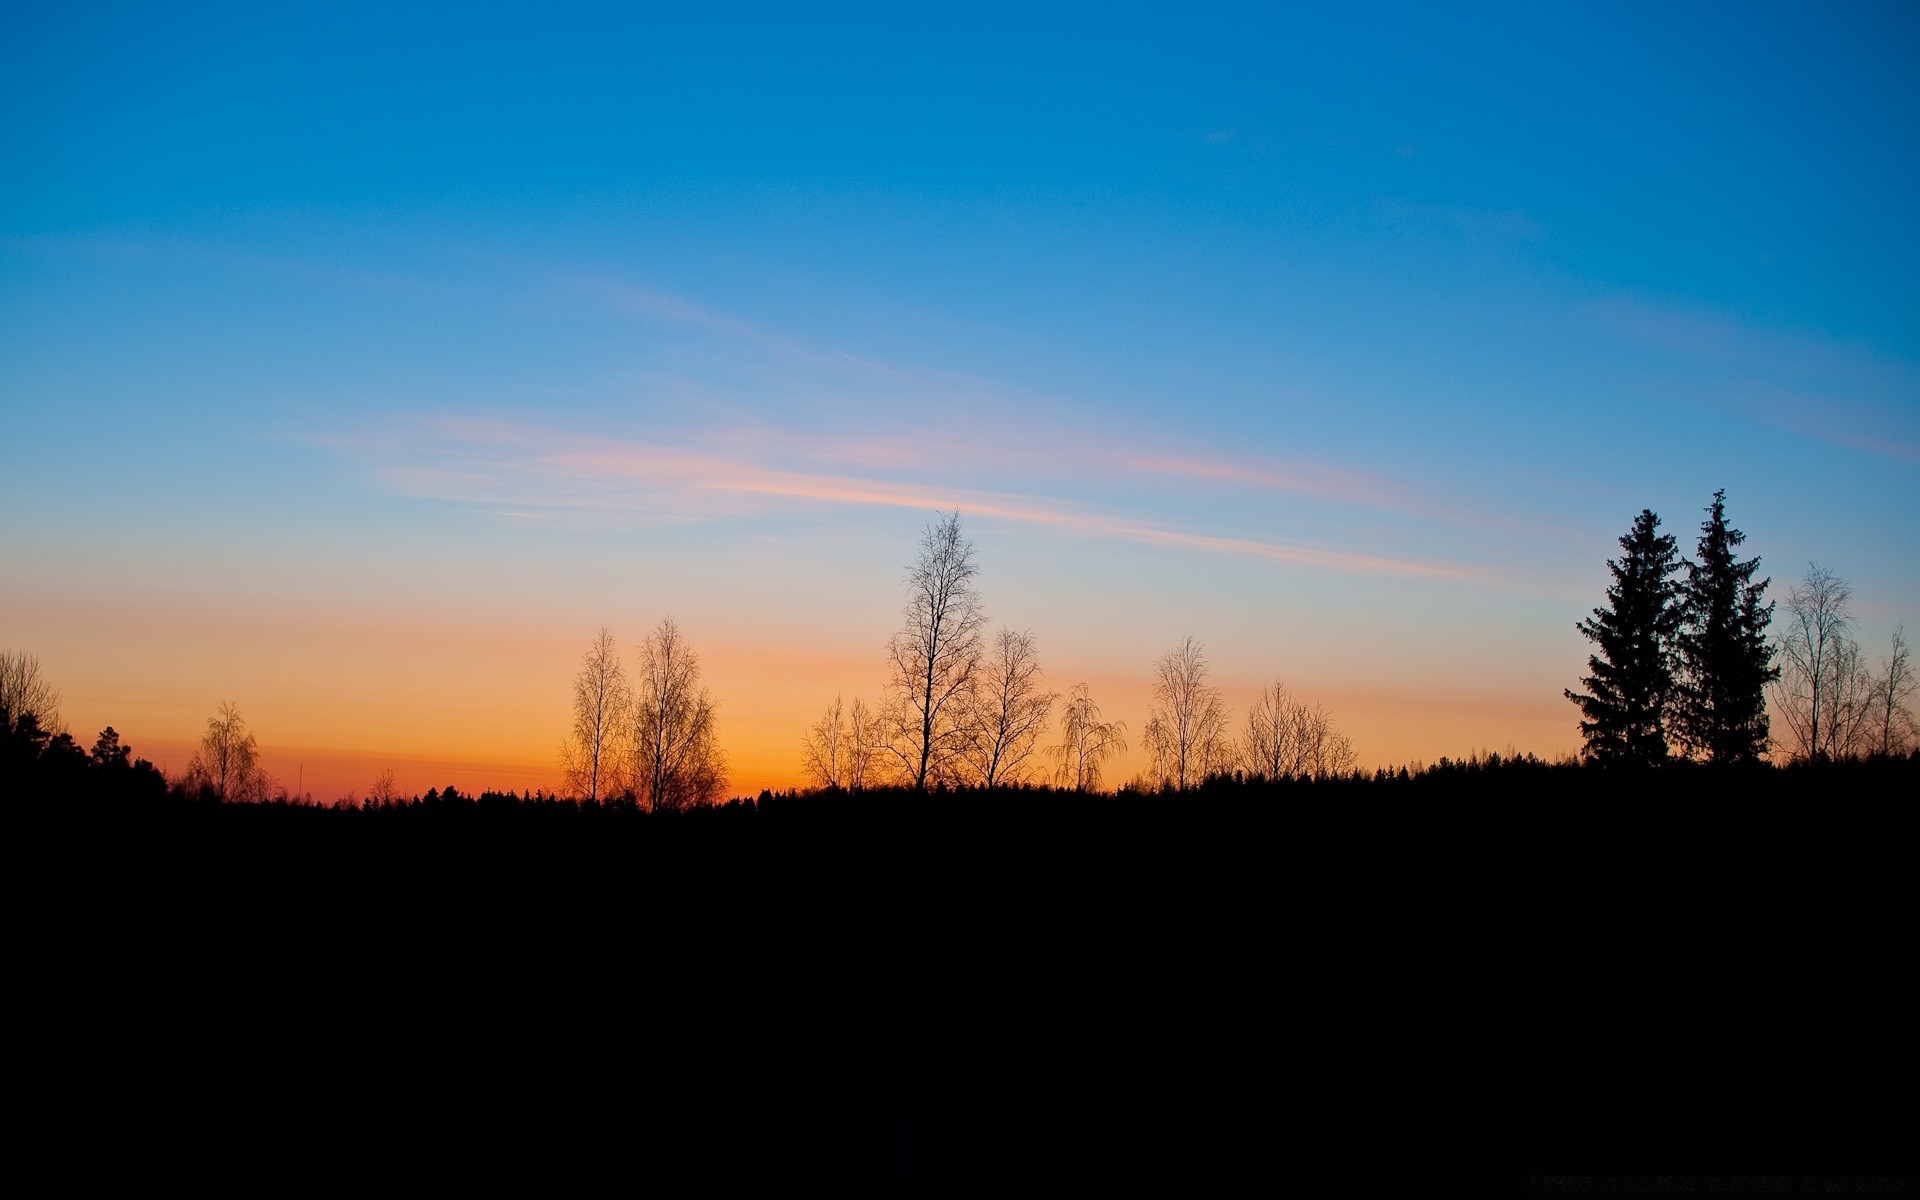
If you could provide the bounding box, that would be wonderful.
[4,1,1917,799]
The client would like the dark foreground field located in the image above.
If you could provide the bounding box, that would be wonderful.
[9,763,1915,1192]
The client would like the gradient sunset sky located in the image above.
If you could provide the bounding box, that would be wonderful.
[4,2,1917,799]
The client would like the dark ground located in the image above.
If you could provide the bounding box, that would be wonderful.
[9,767,1914,1193]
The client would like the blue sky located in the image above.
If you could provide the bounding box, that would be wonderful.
[3,1,1916,793]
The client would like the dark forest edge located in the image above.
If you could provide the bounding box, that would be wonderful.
[7,699,1917,819]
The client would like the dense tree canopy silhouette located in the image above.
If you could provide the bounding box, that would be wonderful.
[1674,490,1777,764]
[881,511,987,790]
[1143,638,1231,790]
[564,626,632,802]
[631,617,725,811]
[1565,509,1683,766]
[90,726,132,770]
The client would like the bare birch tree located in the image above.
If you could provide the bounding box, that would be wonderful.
[959,628,1056,787]
[184,701,271,803]
[1142,638,1232,790]
[1050,683,1128,792]
[802,694,848,789]
[1773,565,1875,761]
[1242,680,1302,781]
[845,697,875,791]
[0,649,62,733]
[368,768,401,807]
[1867,625,1916,757]
[632,617,725,811]
[563,627,632,802]
[804,695,879,791]
[882,511,987,790]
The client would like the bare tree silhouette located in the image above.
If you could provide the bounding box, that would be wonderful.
[1293,701,1356,780]
[881,512,986,790]
[564,627,632,802]
[0,649,62,733]
[1867,625,1917,757]
[632,617,725,811]
[184,701,271,803]
[1050,683,1127,792]
[1773,564,1874,761]
[803,693,877,791]
[368,768,401,806]
[1242,681,1302,781]
[1241,681,1356,781]
[1143,639,1231,790]
[959,629,1056,786]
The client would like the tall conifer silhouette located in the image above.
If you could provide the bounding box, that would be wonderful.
[1675,490,1777,763]
[1566,509,1682,765]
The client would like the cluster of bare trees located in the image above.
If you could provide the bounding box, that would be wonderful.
[804,513,1096,791]
[1139,639,1356,789]
[1771,565,1916,761]
[561,618,726,810]
[1240,680,1358,782]
[801,512,1355,794]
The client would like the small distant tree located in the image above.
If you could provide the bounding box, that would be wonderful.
[804,694,853,790]
[90,727,132,770]
[1772,564,1874,762]
[1050,683,1127,792]
[958,629,1056,787]
[184,702,271,803]
[0,649,62,734]
[1674,490,1777,764]
[845,697,875,791]
[1866,626,1917,757]
[1143,638,1232,790]
[563,627,632,802]
[803,695,879,791]
[368,768,401,806]
[1564,509,1683,765]
[631,617,725,812]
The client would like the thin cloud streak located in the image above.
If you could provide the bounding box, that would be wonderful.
[353,419,1485,583]
[575,275,1512,528]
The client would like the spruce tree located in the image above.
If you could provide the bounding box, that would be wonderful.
[1675,489,1778,763]
[1566,509,1682,765]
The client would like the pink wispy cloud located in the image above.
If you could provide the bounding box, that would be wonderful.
[359,418,1485,583]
